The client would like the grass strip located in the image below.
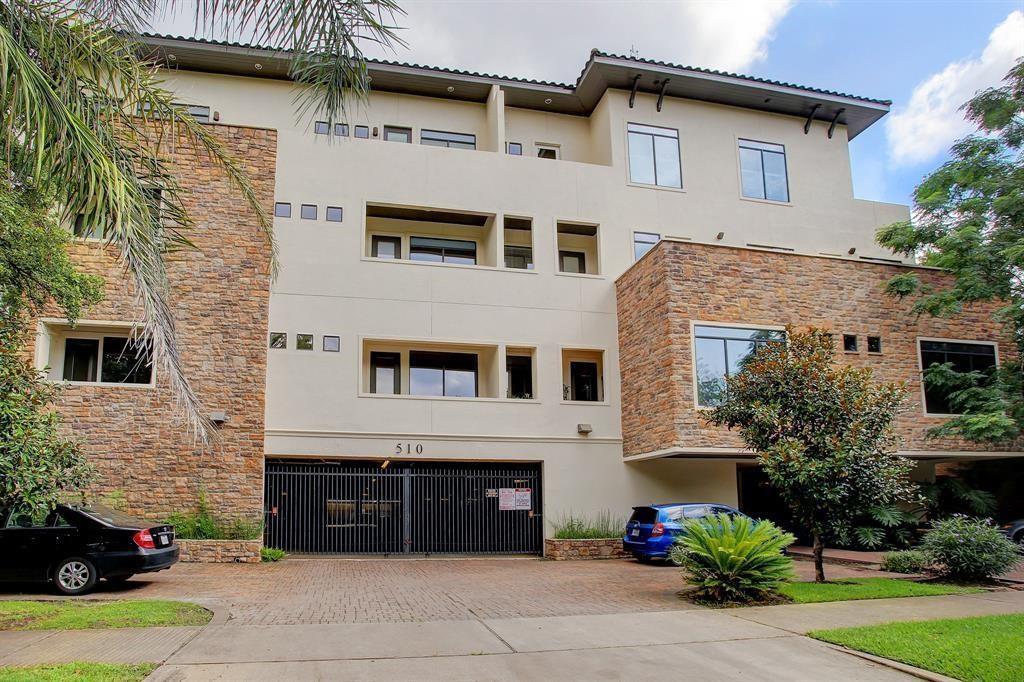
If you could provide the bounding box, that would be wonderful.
[0,600,211,630]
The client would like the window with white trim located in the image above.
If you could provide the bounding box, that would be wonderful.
[59,334,153,385]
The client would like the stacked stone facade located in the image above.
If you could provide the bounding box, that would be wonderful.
[37,124,277,522]
[545,538,628,560]
[616,240,1018,458]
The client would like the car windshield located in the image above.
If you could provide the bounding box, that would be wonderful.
[76,504,149,528]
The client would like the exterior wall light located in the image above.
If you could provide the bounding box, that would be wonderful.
[209,410,228,425]
[848,247,857,255]
[716,231,725,240]
[577,423,592,435]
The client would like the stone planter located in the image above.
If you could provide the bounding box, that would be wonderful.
[545,537,627,560]
[177,539,262,563]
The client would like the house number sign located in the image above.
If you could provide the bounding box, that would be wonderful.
[394,442,424,455]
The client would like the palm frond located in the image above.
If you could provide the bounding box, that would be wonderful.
[0,1,273,440]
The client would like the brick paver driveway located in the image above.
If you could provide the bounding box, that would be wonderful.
[1,557,891,626]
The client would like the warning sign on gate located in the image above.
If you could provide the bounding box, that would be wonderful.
[498,488,515,510]
[515,488,532,510]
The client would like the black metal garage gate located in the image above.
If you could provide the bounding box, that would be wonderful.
[264,460,543,555]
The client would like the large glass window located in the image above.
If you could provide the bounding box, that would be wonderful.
[633,232,660,260]
[62,335,152,385]
[420,130,476,150]
[693,325,784,407]
[920,340,997,415]
[410,351,478,398]
[370,352,400,394]
[627,123,682,189]
[409,237,476,265]
[739,139,789,202]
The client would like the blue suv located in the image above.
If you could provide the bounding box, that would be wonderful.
[623,503,748,562]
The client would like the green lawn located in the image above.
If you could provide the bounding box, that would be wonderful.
[811,613,1024,682]
[0,663,156,682]
[780,577,982,604]
[0,600,211,630]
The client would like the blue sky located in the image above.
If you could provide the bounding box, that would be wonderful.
[154,1,1024,207]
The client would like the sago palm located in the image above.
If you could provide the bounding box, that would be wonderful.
[670,513,796,604]
[0,0,403,438]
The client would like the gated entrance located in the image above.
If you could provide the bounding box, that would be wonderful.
[264,459,543,555]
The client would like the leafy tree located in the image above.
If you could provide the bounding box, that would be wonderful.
[705,328,918,582]
[877,59,1024,444]
[1,170,103,513]
[1,0,403,438]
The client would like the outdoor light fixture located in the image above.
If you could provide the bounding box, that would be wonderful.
[577,423,593,435]
[446,86,455,93]
[254,63,263,71]
[716,231,725,240]
[544,98,552,105]
[381,459,390,470]
[209,411,228,425]
[167,54,176,61]
[848,247,857,255]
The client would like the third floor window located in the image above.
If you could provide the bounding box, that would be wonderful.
[627,123,681,189]
[421,129,476,150]
[739,139,789,202]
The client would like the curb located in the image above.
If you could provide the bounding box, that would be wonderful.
[823,643,960,682]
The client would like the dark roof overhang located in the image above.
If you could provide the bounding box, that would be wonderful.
[139,35,890,138]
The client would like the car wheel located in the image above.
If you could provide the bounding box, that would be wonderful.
[53,557,97,595]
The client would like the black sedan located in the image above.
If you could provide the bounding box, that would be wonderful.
[0,504,178,595]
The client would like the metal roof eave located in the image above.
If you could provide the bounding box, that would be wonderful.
[140,35,890,135]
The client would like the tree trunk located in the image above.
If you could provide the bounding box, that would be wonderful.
[812,531,826,582]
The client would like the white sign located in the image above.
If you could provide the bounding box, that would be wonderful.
[498,488,516,510]
[514,488,532,510]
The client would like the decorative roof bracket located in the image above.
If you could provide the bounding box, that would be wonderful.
[803,103,822,134]
[827,108,846,139]
[656,78,670,112]
[629,74,641,108]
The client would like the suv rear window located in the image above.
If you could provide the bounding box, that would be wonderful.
[628,507,658,524]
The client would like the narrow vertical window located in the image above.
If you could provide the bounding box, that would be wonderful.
[370,351,401,395]
[371,235,401,259]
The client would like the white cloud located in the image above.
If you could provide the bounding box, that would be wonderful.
[887,10,1024,167]
[361,0,793,83]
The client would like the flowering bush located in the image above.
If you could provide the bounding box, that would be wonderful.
[920,516,1019,581]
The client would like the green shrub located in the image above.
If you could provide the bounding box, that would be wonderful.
[670,513,796,604]
[920,515,1019,581]
[261,547,286,562]
[166,493,262,540]
[881,549,931,574]
[551,511,625,539]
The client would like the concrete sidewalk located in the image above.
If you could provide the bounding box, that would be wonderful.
[3,590,1020,680]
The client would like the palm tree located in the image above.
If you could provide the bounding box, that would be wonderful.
[0,0,403,438]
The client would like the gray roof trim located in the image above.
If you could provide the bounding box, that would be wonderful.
[139,34,890,137]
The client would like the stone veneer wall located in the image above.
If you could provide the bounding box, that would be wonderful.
[616,240,1019,458]
[545,538,628,560]
[178,539,262,563]
[36,124,277,522]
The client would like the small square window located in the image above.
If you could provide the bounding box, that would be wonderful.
[372,235,401,259]
[334,123,349,137]
[314,121,330,135]
[867,336,882,354]
[300,204,317,220]
[843,334,858,353]
[323,336,340,352]
[325,206,343,222]
[354,125,369,139]
[274,202,291,218]
[296,334,314,350]
[269,332,287,349]
[507,142,523,156]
